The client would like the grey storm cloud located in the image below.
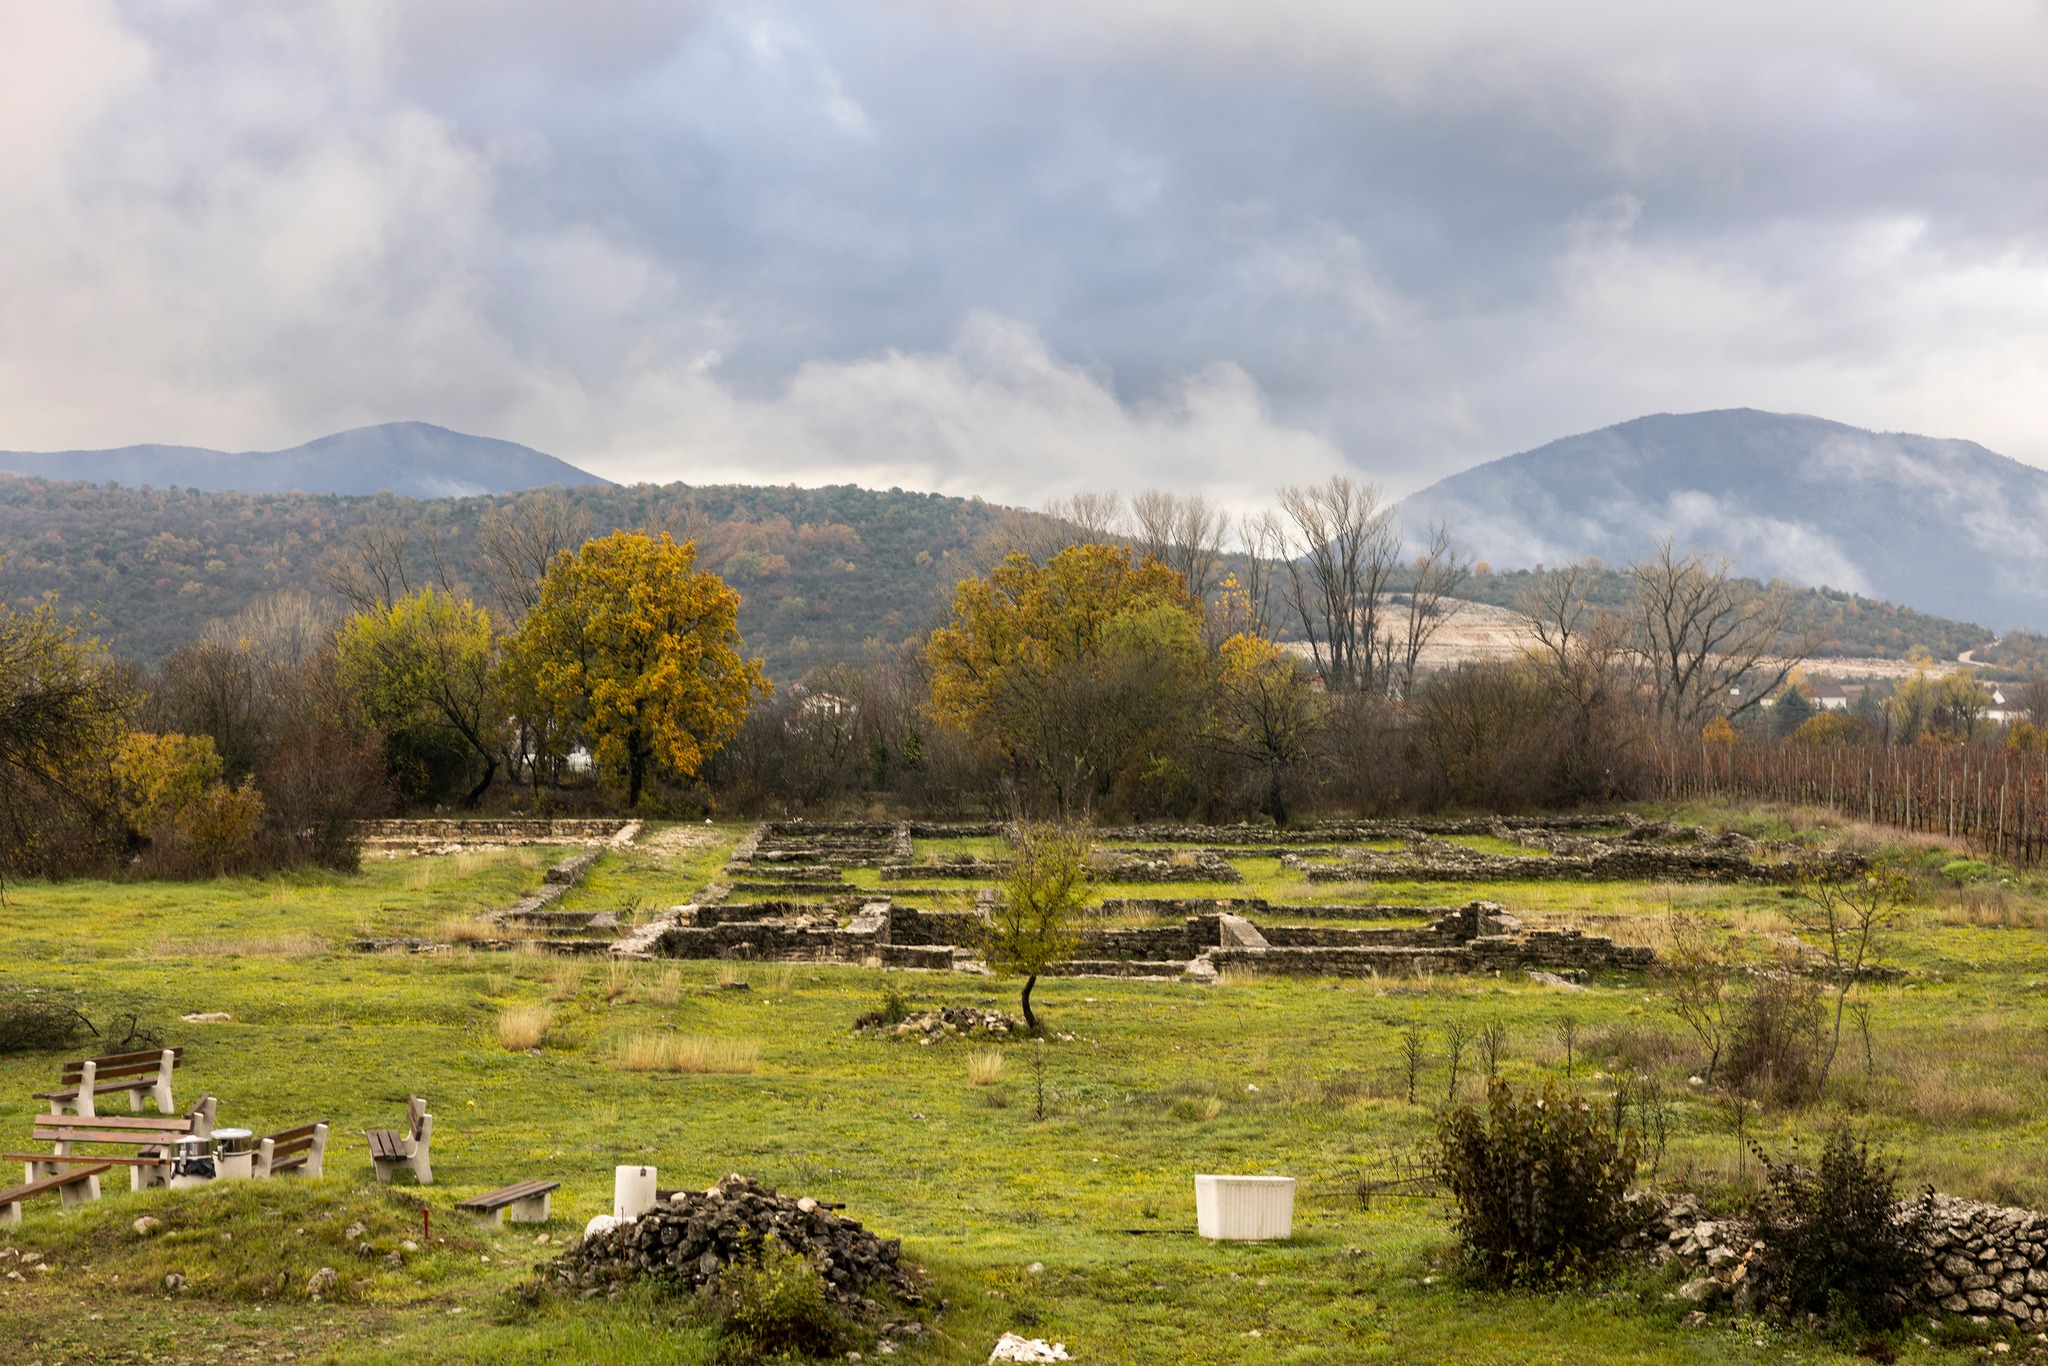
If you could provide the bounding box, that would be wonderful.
[4,0,2048,506]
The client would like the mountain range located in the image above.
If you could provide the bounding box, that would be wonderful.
[1397,409,2048,633]
[0,422,611,498]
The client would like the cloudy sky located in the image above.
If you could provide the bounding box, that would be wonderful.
[5,1,2048,506]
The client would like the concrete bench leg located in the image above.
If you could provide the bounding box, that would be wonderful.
[57,1174,100,1209]
[372,1159,399,1185]
[0,1199,18,1226]
[408,1115,433,1186]
[255,1138,276,1180]
[305,1124,328,1180]
[507,1191,551,1223]
[132,1162,168,1192]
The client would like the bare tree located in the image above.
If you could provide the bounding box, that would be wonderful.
[1521,562,1643,800]
[1628,540,1811,731]
[1790,860,1908,1092]
[1660,912,1735,1083]
[2014,676,2048,728]
[327,524,423,614]
[1390,523,1470,696]
[1129,490,1226,599]
[476,489,591,623]
[1234,510,1286,639]
[1275,476,1401,694]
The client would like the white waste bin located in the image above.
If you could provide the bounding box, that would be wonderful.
[613,1165,657,1220]
[1195,1174,1296,1241]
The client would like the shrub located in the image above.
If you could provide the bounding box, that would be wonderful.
[1747,1128,1932,1328]
[1724,975,1825,1105]
[1433,1078,1643,1286]
[0,990,95,1053]
[498,1006,552,1050]
[876,984,910,1027]
[1940,858,1991,886]
[710,1236,849,1362]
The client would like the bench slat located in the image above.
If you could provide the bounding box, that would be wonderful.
[0,1162,114,1204]
[456,1179,560,1210]
[27,1129,189,1147]
[263,1123,322,1144]
[365,1129,404,1160]
[59,1050,183,1083]
[31,1113,195,1133]
[36,1081,171,1102]
[61,1046,184,1071]
[3,1153,171,1168]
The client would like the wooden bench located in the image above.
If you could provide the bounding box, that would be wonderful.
[365,1097,432,1185]
[35,1048,183,1117]
[5,1098,217,1195]
[0,1162,115,1225]
[456,1178,559,1225]
[254,1122,329,1180]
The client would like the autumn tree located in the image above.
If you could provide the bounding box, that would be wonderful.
[1208,632,1320,825]
[505,531,769,807]
[0,598,133,880]
[987,824,1093,1034]
[925,543,1204,815]
[338,587,507,807]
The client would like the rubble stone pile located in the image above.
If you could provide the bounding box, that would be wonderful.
[538,1174,927,1311]
[1636,1190,2048,1327]
[853,1005,1023,1039]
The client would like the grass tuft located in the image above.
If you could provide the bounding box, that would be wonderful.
[615,1032,760,1073]
[966,1050,1004,1086]
[498,1005,552,1050]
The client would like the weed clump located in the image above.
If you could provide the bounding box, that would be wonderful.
[710,1237,851,1362]
[0,988,96,1052]
[1434,1078,1643,1286]
[1747,1128,1931,1328]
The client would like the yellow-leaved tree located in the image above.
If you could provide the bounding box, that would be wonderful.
[925,543,1203,814]
[505,532,769,807]
[113,731,265,875]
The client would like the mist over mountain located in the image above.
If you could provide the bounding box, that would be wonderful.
[0,422,612,498]
[1398,409,2048,633]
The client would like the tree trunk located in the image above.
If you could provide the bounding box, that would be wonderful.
[627,730,646,808]
[1020,974,1040,1035]
[461,755,499,809]
[1266,765,1288,827]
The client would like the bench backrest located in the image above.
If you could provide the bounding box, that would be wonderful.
[406,1096,428,1140]
[60,1048,183,1085]
[32,1115,194,1146]
[263,1122,325,1158]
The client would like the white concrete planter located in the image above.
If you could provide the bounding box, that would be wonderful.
[1195,1175,1296,1241]
[614,1165,657,1220]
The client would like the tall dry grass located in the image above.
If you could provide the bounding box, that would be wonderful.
[615,1033,760,1074]
[498,1006,552,1050]
[966,1050,1004,1086]
[544,962,583,1001]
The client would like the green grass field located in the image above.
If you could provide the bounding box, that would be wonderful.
[3,809,2046,1363]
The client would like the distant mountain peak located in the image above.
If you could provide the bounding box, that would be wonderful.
[0,422,613,498]
[1397,408,2048,632]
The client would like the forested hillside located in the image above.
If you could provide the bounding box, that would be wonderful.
[0,476,1023,681]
